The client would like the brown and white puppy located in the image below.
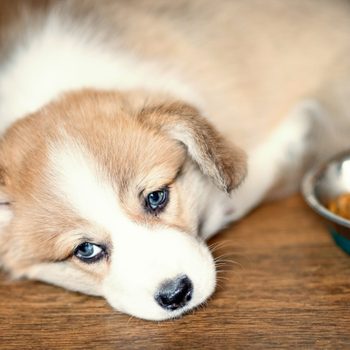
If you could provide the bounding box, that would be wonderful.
[0,0,350,320]
[0,90,246,320]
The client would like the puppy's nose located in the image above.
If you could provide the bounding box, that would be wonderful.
[155,275,193,311]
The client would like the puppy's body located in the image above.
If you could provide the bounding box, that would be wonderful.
[0,0,350,320]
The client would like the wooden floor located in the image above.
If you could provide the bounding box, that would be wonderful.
[0,195,349,349]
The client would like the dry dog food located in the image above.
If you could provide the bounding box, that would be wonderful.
[328,193,350,220]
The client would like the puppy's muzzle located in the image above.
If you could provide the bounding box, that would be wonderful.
[155,275,193,311]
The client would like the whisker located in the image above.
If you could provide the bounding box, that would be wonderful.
[214,256,245,270]
[207,240,231,253]
[216,277,230,283]
[215,268,234,274]
[127,315,135,325]
[213,251,241,260]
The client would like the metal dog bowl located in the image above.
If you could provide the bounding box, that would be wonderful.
[302,150,350,255]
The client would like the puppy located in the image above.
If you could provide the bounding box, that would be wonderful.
[0,0,349,320]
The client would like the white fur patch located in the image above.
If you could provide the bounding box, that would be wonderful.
[48,138,126,233]
[0,204,13,233]
[47,138,216,320]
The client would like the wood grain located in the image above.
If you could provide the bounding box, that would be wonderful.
[0,195,349,349]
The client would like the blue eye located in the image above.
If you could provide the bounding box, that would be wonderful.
[74,242,105,263]
[146,188,169,212]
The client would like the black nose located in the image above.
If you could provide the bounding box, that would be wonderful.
[155,275,193,311]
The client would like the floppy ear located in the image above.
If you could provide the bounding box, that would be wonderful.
[140,102,247,193]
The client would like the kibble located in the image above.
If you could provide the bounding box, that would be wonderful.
[328,193,350,220]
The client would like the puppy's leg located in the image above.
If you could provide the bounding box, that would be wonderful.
[229,100,326,222]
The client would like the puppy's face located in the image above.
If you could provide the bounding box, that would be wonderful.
[0,90,246,320]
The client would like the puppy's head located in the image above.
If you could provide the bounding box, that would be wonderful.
[0,90,246,320]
